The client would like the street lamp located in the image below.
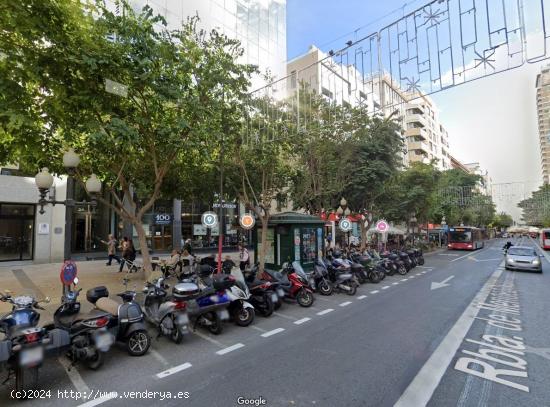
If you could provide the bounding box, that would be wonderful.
[337,198,351,248]
[440,216,447,247]
[409,213,417,246]
[34,148,102,260]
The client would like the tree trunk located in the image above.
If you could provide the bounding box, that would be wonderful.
[133,220,152,280]
[360,221,367,251]
[258,214,269,278]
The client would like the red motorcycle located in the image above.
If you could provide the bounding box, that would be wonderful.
[264,261,315,307]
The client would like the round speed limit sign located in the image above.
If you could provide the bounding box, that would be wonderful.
[201,211,218,228]
[339,217,353,232]
[239,213,255,230]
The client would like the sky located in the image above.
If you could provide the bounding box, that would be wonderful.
[287,0,547,221]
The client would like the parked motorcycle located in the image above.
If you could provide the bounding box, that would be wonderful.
[307,260,333,295]
[264,261,315,307]
[233,268,278,317]
[87,280,151,356]
[139,277,189,343]
[44,277,116,370]
[395,250,414,272]
[324,258,357,295]
[353,253,385,282]
[379,251,407,275]
[245,265,285,311]
[1,292,69,392]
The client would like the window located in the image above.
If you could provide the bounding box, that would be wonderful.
[290,70,296,89]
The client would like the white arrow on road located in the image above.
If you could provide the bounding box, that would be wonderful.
[430,275,454,290]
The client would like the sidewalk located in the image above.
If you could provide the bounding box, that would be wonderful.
[0,251,244,317]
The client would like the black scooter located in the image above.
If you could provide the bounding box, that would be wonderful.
[44,277,116,370]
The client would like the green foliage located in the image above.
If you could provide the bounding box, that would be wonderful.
[491,212,514,229]
[518,184,550,226]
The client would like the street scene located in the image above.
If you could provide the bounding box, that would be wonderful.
[2,0,550,406]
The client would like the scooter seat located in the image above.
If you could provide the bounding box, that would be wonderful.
[57,309,110,328]
[96,297,120,316]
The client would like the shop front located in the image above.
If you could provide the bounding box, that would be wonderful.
[0,203,35,261]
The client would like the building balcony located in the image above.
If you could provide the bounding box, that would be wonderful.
[405,127,428,140]
[407,140,430,153]
[405,114,428,128]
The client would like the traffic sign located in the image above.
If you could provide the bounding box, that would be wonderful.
[201,211,218,228]
[376,220,389,233]
[239,213,255,230]
[60,260,78,286]
[339,217,353,232]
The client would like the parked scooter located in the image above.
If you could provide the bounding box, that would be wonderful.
[86,280,151,356]
[324,258,357,295]
[307,259,333,295]
[264,261,315,307]
[139,277,189,343]
[1,292,69,392]
[245,265,285,311]
[352,252,385,282]
[379,250,407,275]
[45,277,117,370]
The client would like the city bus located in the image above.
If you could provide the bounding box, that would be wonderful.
[539,228,550,250]
[447,226,485,250]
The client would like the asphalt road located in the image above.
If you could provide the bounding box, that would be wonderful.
[2,237,550,407]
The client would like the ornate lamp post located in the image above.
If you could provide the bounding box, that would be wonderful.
[409,213,418,246]
[34,148,102,260]
[337,198,351,248]
[440,216,447,247]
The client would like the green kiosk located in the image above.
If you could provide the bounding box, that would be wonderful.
[252,212,325,272]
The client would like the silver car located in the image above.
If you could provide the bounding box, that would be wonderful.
[505,246,543,272]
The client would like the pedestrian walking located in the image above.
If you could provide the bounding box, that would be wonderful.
[101,234,121,266]
[238,243,250,271]
[183,238,193,255]
[119,236,130,273]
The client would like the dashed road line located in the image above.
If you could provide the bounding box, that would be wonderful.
[401,278,408,281]
[261,328,285,338]
[216,343,245,355]
[382,286,390,290]
[150,349,169,366]
[156,362,192,379]
[370,290,380,294]
[317,308,334,316]
[58,356,90,397]
[357,295,367,299]
[392,282,399,285]
[250,325,267,333]
[192,330,224,347]
[294,317,311,325]
[273,311,297,321]
[339,301,352,307]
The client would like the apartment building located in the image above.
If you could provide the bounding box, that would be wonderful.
[286,45,452,170]
[536,65,550,184]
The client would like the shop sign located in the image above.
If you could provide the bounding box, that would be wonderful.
[154,213,172,225]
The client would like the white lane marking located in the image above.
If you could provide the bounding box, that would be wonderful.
[273,311,297,321]
[370,290,379,294]
[339,301,352,307]
[439,253,460,257]
[150,349,169,366]
[418,266,434,269]
[451,250,484,262]
[401,278,409,281]
[156,362,192,379]
[58,356,90,396]
[294,317,311,325]
[430,275,455,290]
[250,325,267,333]
[394,264,503,407]
[192,330,224,347]
[357,295,367,299]
[77,393,118,407]
[392,282,399,285]
[261,328,285,338]
[317,308,334,316]
[216,343,245,355]
[382,286,390,290]
[409,276,415,279]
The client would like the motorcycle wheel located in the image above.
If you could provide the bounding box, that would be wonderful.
[368,271,380,283]
[398,264,407,275]
[85,349,105,370]
[235,306,255,327]
[418,257,425,266]
[274,298,282,310]
[296,288,314,307]
[15,365,39,392]
[378,270,386,280]
[126,330,151,356]
[207,313,223,335]
[260,294,274,317]
[318,280,333,296]
[171,322,186,344]
[346,284,357,296]
[386,267,395,276]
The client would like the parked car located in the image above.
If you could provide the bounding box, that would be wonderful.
[504,246,542,272]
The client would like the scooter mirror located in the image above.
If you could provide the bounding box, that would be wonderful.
[73,277,79,285]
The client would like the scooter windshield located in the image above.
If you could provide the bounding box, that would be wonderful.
[292,261,308,280]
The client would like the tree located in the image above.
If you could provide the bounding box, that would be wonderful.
[491,212,514,229]
[228,96,296,275]
[0,1,254,277]
[518,185,550,226]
